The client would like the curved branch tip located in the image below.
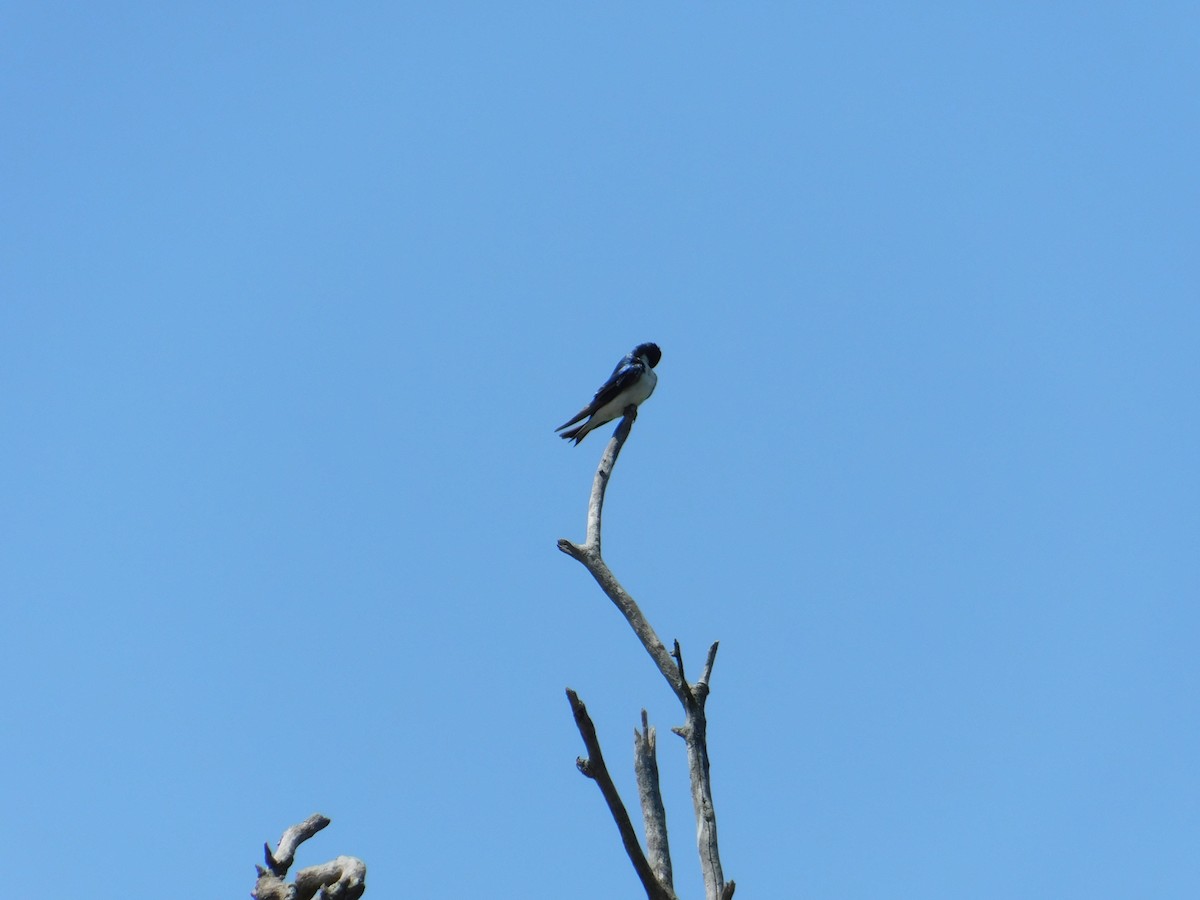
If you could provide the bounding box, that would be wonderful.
[557,538,586,559]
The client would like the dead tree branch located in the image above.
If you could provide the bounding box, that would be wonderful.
[264,814,330,877]
[558,406,734,900]
[557,408,684,696]
[253,814,366,900]
[567,689,676,900]
[294,857,368,900]
[635,709,673,891]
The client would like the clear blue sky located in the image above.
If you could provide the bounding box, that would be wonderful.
[2,4,1197,898]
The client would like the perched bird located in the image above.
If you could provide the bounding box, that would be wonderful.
[556,342,662,445]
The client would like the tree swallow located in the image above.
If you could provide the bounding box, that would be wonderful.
[556,342,662,445]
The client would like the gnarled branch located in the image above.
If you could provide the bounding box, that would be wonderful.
[253,815,366,900]
[264,814,330,877]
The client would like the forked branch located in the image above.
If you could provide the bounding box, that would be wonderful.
[567,690,676,900]
[558,408,733,900]
[253,814,366,900]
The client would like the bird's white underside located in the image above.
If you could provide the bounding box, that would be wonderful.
[576,366,657,437]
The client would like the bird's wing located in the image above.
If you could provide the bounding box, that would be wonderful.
[555,359,645,431]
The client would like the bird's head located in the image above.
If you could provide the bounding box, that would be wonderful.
[633,342,662,368]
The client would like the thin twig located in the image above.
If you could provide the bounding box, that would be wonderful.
[693,641,720,704]
[672,640,686,683]
[671,640,696,706]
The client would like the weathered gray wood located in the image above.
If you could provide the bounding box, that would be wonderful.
[635,710,673,891]
[670,642,727,900]
[567,689,676,900]
[558,409,685,699]
[253,815,366,900]
[294,856,367,900]
[265,814,331,876]
[558,406,734,900]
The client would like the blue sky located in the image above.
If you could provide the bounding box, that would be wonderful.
[2,3,1197,898]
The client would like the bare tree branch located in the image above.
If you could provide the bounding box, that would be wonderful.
[671,689,724,900]
[294,856,367,900]
[253,815,365,900]
[664,642,727,900]
[557,409,688,703]
[567,689,676,900]
[558,407,733,900]
[635,709,673,891]
[696,641,720,699]
[264,814,331,876]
